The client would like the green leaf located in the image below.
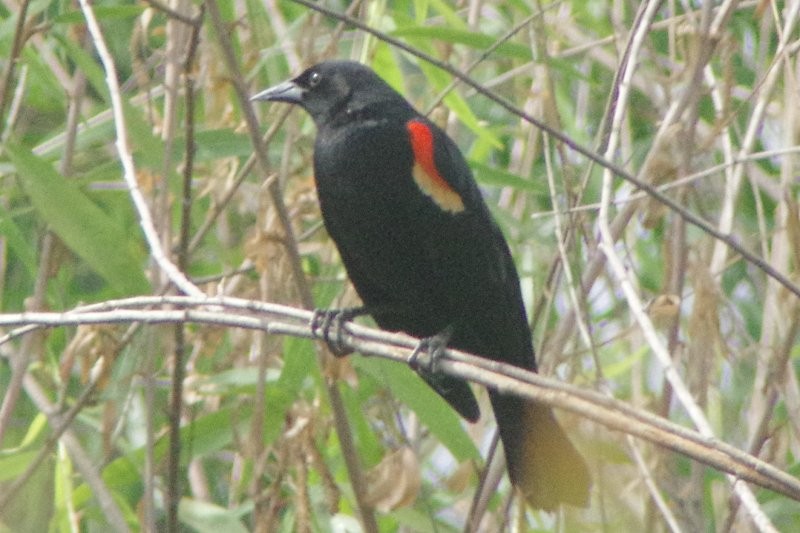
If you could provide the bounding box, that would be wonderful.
[160,407,243,460]
[192,129,254,162]
[7,143,150,296]
[0,204,37,279]
[354,357,480,462]
[279,337,318,391]
[0,450,38,482]
[339,378,384,467]
[372,42,406,95]
[470,160,546,192]
[189,367,281,396]
[15,413,48,450]
[179,499,250,533]
[53,444,75,531]
[417,63,501,149]
[72,456,142,510]
[393,27,532,60]
[53,33,109,105]
[53,5,145,24]
[602,345,647,379]
[73,408,250,510]
[257,337,319,445]
[124,101,174,172]
[426,0,468,29]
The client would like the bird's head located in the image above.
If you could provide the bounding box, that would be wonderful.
[251,60,409,126]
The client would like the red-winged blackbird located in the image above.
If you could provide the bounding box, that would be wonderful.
[253,60,590,510]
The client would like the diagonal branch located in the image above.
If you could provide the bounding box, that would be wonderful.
[1,296,798,503]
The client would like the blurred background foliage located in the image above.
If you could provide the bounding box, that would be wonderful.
[1,0,799,531]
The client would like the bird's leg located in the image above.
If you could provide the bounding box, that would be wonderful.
[408,325,454,373]
[309,306,368,357]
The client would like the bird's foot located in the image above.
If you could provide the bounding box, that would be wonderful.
[309,306,366,357]
[408,326,454,373]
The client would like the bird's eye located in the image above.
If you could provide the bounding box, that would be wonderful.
[308,71,321,87]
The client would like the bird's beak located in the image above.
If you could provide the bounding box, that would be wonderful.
[250,80,305,104]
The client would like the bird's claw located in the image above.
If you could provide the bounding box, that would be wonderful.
[310,307,362,357]
[409,326,453,373]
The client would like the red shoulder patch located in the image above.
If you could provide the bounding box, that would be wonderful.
[406,120,465,213]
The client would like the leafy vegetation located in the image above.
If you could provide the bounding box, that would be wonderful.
[1,0,799,531]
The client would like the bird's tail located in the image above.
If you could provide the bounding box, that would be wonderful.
[490,391,591,510]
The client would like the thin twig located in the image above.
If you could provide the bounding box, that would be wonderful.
[0,365,100,513]
[0,298,798,501]
[204,2,379,530]
[709,0,800,275]
[0,0,31,130]
[15,371,131,532]
[186,106,292,255]
[596,0,775,529]
[78,0,203,298]
[165,5,203,531]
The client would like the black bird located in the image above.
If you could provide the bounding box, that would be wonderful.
[252,60,590,510]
